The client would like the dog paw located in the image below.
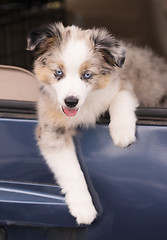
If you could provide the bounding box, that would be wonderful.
[66,194,97,225]
[72,201,97,225]
[109,121,136,148]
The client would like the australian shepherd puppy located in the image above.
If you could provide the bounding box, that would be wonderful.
[27,22,167,225]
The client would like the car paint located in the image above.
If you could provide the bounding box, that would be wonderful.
[0,118,167,239]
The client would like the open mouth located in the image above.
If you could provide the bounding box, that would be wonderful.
[62,106,78,117]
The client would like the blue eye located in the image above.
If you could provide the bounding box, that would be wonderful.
[82,72,93,80]
[56,70,63,76]
[54,70,64,79]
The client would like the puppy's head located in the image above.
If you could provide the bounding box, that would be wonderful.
[27,22,125,117]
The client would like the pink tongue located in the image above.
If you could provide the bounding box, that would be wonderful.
[63,107,78,117]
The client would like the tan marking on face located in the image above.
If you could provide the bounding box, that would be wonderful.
[79,60,93,74]
[34,63,53,84]
[38,94,68,127]
[94,74,111,90]
[79,58,111,90]
[34,57,66,85]
[55,61,66,73]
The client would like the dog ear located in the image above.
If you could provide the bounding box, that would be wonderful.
[27,23,63,55]
[92,28,126,68]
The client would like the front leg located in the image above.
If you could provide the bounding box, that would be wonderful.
[38,125,97,225]
[109,90,139,148]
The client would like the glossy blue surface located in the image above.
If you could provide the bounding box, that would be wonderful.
[0,118,167,239]
[0,119,54,184]
[80,124,167,240]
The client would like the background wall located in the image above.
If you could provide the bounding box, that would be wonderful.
[66,0,167,58]
[0,0,167,70]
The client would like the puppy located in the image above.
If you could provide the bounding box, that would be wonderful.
[27,22,167,225]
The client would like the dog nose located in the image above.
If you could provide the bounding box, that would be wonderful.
[64,96,79,108]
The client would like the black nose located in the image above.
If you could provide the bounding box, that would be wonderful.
[64,96,79,108]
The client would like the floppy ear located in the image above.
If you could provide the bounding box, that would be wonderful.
[27,22,63,54]
[92,28,126,68]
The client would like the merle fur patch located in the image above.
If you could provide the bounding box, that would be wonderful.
[91,28,126,68]
[27,23,63,54]
[53,126,66,135]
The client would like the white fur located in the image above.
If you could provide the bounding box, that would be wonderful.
[52,39,92,110]
[37,38,138,225]
[40,134,97,225]
[62,39,90,73]
[109,89,138,147]
[68,78,121,128]
[29,23,167,225]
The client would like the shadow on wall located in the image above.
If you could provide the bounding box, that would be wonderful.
[66,0,167,59]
